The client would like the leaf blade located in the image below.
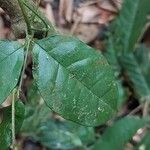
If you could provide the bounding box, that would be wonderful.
[0,101,25,150]
[91,116,148,150]
[112,0,149,52]
[119,45,150,100]
[33,35,118,126]
[0,41,24,104]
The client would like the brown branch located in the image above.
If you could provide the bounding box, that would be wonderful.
[0,0,56,39]
[0,0,27,38]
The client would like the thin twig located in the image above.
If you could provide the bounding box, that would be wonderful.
[128,104,143,116]
[11,89,16,149]
[17,34,33,98]
[70,17,81,34]
[143,101,149,117]
[79,0,101,7]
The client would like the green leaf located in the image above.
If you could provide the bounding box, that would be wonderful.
[0,101,25,150]
[107,0,150,100]
[134,45,150,90]
[74,124,95,145]
[119,46,150,99]
[0,41,24,104]
[111,0,149,52]
[36,120,95,150]
[21,100,51,133]
[91,116,148,150]
[137,132,150,150]
[104,38,127,108]
[32,35,118,126]
[26,81,41,106]
[104,37,120,76]
[21,100,95,149]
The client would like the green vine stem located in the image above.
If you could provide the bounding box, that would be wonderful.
[11,1,34,148]
[11,0,57,148]
[11,89,16,149]
[17,34,33,97]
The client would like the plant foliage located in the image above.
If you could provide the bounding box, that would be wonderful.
[0,0,150,149]
[33,35,117,126]
[91,116,149,150]
[0,101,25,150]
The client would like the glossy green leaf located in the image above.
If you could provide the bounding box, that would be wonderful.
[119,46,150,100]
[0,101,25,150]
[111,0,149,52]
[91,116,148,150]
[0,41,24,104]
[32,35,118,126]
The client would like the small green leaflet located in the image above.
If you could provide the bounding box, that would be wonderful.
[32,35,118,126]
[91,116,148,150]
[0,41,24,104]
[0,101,25,150]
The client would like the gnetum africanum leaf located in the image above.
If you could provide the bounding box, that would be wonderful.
[117,45,150,100]
[92,116,148,150]
[111,0,150,52]
[0,101,25,150]
[0,41,24,104]
[119,51,150,100]
[33,35,118,126]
